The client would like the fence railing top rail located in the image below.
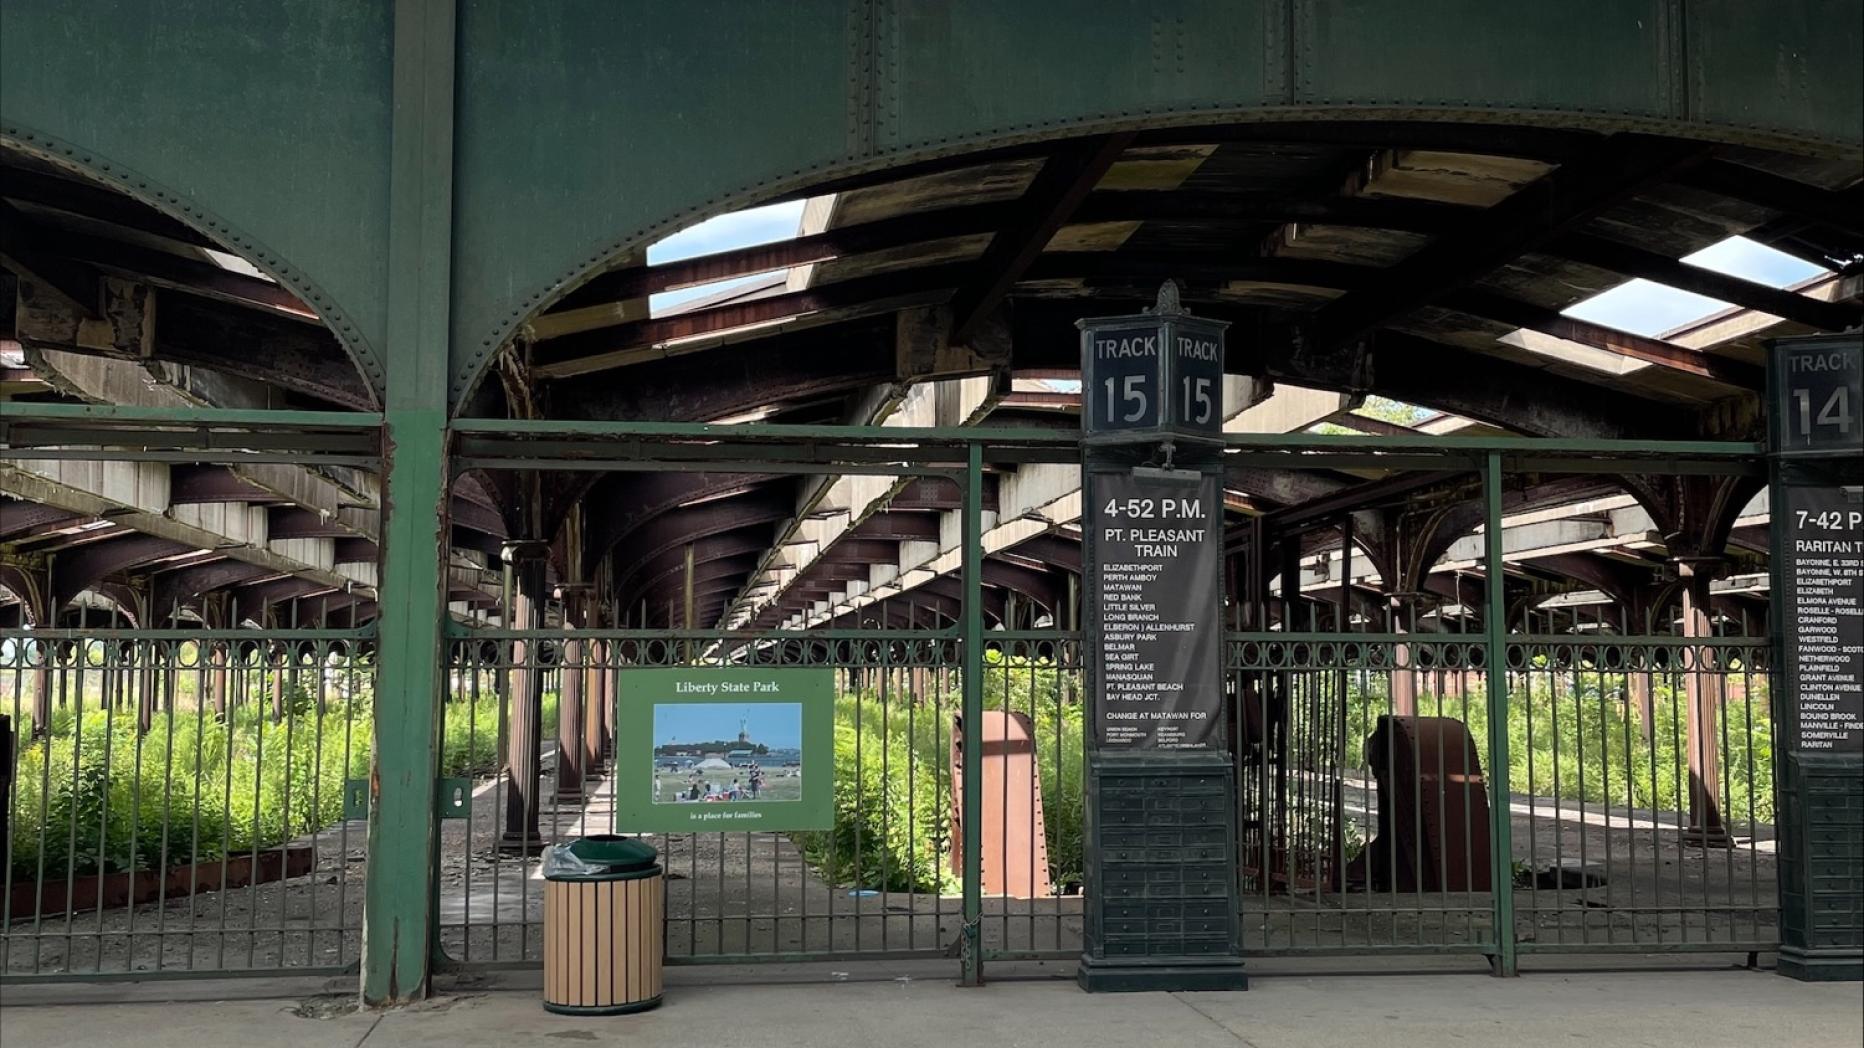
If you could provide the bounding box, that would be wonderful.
[449,418,1763,473]
[1,404,383,465]
[1221,630,1770,645]
[0,627,376,641]
[446,626,960,641]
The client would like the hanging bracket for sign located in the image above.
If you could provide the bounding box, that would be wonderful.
[1130,464,1202,487]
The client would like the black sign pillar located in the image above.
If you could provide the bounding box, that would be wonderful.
[1077,283,1247,992]
[1768,334,1863,983]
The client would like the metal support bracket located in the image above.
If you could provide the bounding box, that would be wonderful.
[344,778,370,821]
[436,777,473,819]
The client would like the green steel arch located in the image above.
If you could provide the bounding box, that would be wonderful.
[0,2,394,396]
[4,1,1860,409]
[448,1,1864,406]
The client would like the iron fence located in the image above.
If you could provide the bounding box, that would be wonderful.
[1506,633,1776,955]
[1226,624,1776,961]
[1,624,373,980]
[3,615,1777,981]
[435,627,1092,969]
[1230,633,1498,956]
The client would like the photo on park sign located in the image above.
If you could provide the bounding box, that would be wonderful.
[613,668,834,833]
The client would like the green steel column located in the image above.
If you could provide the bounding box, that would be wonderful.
[960,444,984,986]
[363,0,456,1005]
[1482,452,1518,977]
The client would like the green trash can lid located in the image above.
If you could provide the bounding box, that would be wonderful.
[569,834,658,873]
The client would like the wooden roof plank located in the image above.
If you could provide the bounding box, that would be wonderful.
[1307,135,1708,352]
[948,134,1135,344]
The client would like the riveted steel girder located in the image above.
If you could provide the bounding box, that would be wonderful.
[49,533,190,611]
[150,558,276,615]
[579,472,767,578]
[609,492,794,600]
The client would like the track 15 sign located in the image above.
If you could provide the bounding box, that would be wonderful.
[1078,284,1228,440]
[1084,324,1167,431]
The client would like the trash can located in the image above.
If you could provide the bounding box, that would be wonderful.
[542,834,664,1015]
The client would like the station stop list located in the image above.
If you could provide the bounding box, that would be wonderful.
[1088,470,1222,749]
[1782,485,1864,752]
[1771,335,1864,755]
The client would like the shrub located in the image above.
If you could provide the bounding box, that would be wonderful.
[438,687,561,777]
[796,651,1088,896]
[795,693,957,895]
[9,688,372,879]
[7,683,560,879]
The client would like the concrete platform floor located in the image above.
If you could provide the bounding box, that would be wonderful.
[3,960,1859,1048]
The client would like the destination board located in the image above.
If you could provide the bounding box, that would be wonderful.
[1086,469,1223,749]
[1781,484,1864,753]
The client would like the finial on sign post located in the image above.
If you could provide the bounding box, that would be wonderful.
[1153,279,1184,316]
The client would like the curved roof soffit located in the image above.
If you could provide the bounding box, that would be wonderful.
[0,134,384,407]
[6,3,1857,414]
[450,1,1862,407]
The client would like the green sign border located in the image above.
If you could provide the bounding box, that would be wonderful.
[612,667,834,833]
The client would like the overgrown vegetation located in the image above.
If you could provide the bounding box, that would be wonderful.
[438,687,560,779]
[8,682,560,880]
[8,688,373,880]
[1339,666,1774,825]
[795,653,1774,896]
[796,650,1087,896]
[795,692,959,895]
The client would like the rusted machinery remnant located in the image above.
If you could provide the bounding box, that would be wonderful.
[1348,715,1493,893]
[951,710,1052,898]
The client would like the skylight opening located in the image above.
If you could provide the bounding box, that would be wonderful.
[649,269,789,317]
[203,248,273,281]
[643,198,813,317]
[1558,235,1830,338]
[647,200,807,266]
[1686,236,1828,286]
[1355,396,1435,426]
[1305,396,1434,436]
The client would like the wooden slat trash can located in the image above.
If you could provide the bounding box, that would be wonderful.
[543,835,664,1015]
